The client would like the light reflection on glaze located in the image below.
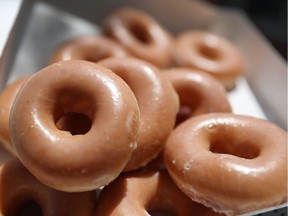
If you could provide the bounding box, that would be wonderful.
[226,162,272,176]
[104,77,122,103]
[32,109,58,143]
[204,35,220,49]
[89,69,122,104]
[191,73,204,83]
[202,117,240,132]
[142,65,163,93]
[62,51,72,61]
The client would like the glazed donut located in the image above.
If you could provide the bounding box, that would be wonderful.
[103,7,173,68]
[163,68,232,126]
[95,169,223,216]
[0,159,96,216]
[0,76,28,155]
[172,31,244,90]
[164,113,287,215]
[9,60,140,192]
[98,57,179,171]
[50,35,129,64]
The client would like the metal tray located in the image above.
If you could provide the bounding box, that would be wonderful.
[0,0,287,215]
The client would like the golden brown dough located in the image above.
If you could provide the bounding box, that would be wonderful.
[172,31,244,90]
[50,35,129,64]
[164,113,287,215]
[163,68,232,126]
[9,60,140,192]
[0,159,96,216]
[95,169,224,216]
[103,7,173,68]
[98,57,179,171]
[0,77,28,155]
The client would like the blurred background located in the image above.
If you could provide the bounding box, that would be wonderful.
[204,0,287,59]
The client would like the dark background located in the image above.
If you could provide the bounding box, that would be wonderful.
[204,0,287,60]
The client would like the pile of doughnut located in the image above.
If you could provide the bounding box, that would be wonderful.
[0,7,286,216]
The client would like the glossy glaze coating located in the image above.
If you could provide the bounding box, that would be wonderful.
[50,35,129,64]
[95,169,223,216]
[0,77,28,155]
[163,68,232,126]
[172,31,244,90]
[164,113,287,215]
[98,57,179,171]
[103,7,173,68]
[9,60,140,192]
[0,159,96,216]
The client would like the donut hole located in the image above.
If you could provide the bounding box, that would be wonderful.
[14,200,42,216]
[209,137,260,159]
[53,87,94,135]
[175,105,193,126]
[56,112,92,135]
[147,208,178,216]
[198,43,221,61]
[84,51,111,63]
[129,22,151,44]
[147,201,178,216]
[175,89,201,127]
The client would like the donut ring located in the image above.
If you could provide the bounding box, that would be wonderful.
[9,60,140,192]
[163,68,232,126]
[164,113,287,215]
[0,77,28,155]
[50,35,129,64]
[98,57,179,171]
[103,7,173,68]
[172,31,244,90]
[95,169,223,216]
[0,159,96,216]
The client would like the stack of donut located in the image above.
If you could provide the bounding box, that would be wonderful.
[0,7,286,216]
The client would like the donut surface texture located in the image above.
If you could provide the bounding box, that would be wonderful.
[95,169,223,216]
[163,68,232,126]
[103,7,173,68]
[172,31,244,90]
[164,113,287,215]
[50,36,129,64]
[99,57,179,171]
[9,60,140,192]
[0,77,28,155]
[0,159,96,216]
